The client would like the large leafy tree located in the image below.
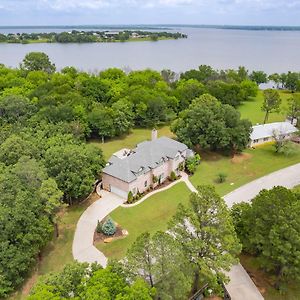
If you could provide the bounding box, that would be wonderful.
[28,262,155,300]
[21,52,56,74]
[45,144,105,202]
[168,185,241,294]
[262,89,282,124]
[287,94,300,121]
[232,187,300,288]
[125,231,191,300]
[171,94,252,153]
[0,158,62,298]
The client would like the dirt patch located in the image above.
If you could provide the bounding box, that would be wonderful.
[93,225,127,244]
[231,153,252,164]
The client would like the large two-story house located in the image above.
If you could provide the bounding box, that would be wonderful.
[102,130,193,198]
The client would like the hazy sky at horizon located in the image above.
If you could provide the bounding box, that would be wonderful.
[0,0,300,26]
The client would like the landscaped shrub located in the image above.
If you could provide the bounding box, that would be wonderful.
[96,220,102,233]
[185,154,201,174]
[153,175,158,184]
[178,162,185,171]
[217,173,227,183]
[101,217,116,236]
[127,191,133,203]
[169,171,177,181]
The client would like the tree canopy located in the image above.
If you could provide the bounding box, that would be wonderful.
[231,187,300,288]
[171,94,252,152]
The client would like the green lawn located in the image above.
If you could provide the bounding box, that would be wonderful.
[89,126,173,159]
[240,254,300,300]
[238,90,297,124]
[96,143,300,260]
[190,143,300,196]
[97,182,190,259]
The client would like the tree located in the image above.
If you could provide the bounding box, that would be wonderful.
[171,94,252,153]
[161,69,177,84]
[44,144,105,202]
[21,52,56,73]
[101,217,117,236]
[168,185,241,294]
[0,158,60,298]
[287,94,300,121]
[232,187,300,288]
[175,79,206,110]
[250,71,268,85]
[262,89,281,124]
[285,71,299,92]
[185,154,201,174]
[125,231,191,299]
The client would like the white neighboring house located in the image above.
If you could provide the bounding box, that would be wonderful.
[250,122,298,147]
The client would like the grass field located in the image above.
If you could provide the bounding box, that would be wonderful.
[238,90,297,124]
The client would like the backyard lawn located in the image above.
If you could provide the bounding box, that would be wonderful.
[238,90,297,124]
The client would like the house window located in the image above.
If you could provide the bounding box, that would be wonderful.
[253,139,259,144]
[144,180,148,187]
[263,137,269,142]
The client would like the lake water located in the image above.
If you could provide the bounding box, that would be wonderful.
[1,27,300,73]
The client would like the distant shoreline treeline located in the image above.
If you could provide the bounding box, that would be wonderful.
[0,30,187,44]
[1,24,300,32]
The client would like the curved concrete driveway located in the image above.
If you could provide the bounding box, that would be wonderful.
[72,190,125,267]
[72,163,300,298]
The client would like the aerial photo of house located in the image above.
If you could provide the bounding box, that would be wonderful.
[102,129,194,198]
[249,121,298,147]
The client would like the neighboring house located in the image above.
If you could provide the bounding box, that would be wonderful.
[250,122,298,147]
[102,130,193,198]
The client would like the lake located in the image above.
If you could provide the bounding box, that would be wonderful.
[1,27,300,73]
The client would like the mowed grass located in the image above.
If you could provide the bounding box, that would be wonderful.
[96,143,300,260]
[97,183,190,259]
[190,143,300,196]
[89,126,174,159]
[238,90,298,124]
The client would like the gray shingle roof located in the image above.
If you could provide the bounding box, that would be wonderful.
[250,122,298,141]
[103,137,188,183]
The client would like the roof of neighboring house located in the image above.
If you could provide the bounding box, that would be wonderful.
[103,137,188,183]
[250,122,298,141]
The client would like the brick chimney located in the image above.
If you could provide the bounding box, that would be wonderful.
[151,128,158,141]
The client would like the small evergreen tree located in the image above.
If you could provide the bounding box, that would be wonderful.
[127,191,133,203]
[101,217,116,236]
[169,171,177,181]
[96,220,102,233]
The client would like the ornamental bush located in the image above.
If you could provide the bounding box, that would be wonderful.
[169,171,177,181]
[127,191,133,203]
[101,217,116,236]
[96,220,102,233]
[217,172,227,183]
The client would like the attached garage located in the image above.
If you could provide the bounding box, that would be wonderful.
[110,185,127,199]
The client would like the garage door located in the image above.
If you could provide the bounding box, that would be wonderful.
[110,185,127,199]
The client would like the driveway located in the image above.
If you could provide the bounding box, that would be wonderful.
[72,190,125,267]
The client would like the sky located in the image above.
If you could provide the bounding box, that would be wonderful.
[0,0,300,26]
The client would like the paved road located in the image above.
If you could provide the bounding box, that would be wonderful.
[72,163,300,299]
[224,163,300,208]
[72,190,125,267]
